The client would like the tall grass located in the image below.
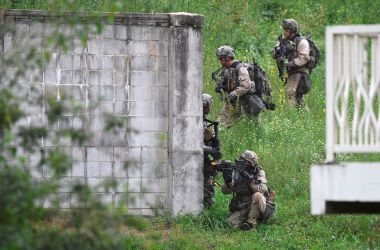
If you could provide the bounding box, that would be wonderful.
[3,0,380,248]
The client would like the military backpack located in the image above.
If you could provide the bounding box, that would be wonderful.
[231,61,272,99]
[295,35,321,70]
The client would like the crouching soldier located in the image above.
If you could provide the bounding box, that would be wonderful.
[203,94,222,207]
[221,150,276,230]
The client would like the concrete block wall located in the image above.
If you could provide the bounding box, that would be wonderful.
[1,10,204,215]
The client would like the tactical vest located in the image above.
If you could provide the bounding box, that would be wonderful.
[286,35,310,74]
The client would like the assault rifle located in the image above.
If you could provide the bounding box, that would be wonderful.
[275,35,287,83]
[204,118,219,139]
[211,159,255,183]
[211,68,227,94]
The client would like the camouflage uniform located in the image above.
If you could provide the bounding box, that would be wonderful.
[216,46,265,128]
[203,94,222,207]
[221,150,276,230]
[272,19,311,109]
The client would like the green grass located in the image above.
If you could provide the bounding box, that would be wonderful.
[2,0,380,249]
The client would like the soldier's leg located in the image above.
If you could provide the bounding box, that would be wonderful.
[228,211,242,228]
[247,192,266,225]
[286,73,302,107]
[241,95,264,123]
[219,102,240,128]
[203,176,215,208]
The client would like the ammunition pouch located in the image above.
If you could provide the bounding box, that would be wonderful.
[296,72,312,95]
[229,195,251,212]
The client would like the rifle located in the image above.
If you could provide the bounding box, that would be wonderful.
[204,118,219,139]
[211,158,255,183]
[275,35,287,83]
[211,67,227,94]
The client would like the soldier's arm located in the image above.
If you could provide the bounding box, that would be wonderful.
[288,39,310,68]
[271,41,280,59]
[230,67,252,97]
[221,182,233,195]
[250,182,268,195]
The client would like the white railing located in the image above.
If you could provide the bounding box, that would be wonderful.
[326,25,380,162]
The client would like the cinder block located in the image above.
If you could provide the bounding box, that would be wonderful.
[130,56,155,71]
[99,193,113,206]
[101,40,127,55]
[44,69,57,85]
[87,39,102,55]
[87,177,100,190]
[141,117,168,132]
[87,161,100,177]
[72,161,88,177]
[128,132,167,147]
[86,147,99,161]
[99,70,113,86]
[99,161,113,177]
[114,56,127,70]
[73,39,86,54]
[30,21,44,38]
[114,147,128,161]
[155,102,169,117]
[130,71,155,86]
[113,161,128,178]
[72,70,83,85]
[58,193,71,209]
[98,147,113,161]
[88,71,100,86]
[102,25,115,39]
[141,178,168,193]
[45,53,58,69]
[72,55,82,70]
[156,57,168,71]
[59,54,73,69]
[114,25,127,40]
[141,26,168,41]
[114,100,128,115]
[128,178,141,193]
[114,71,127,85]
[87,55,102,70]
[115,86,128,101]
[30,37,43,52]
[99,86,115,101]
[60,70,73,84]
[128,41,156,56]
[128,101,156,116]
[142,147,168,163]
[71,147,85,161]
[156,71,168,86]
[102,56,114,70]
[156,42,168,56]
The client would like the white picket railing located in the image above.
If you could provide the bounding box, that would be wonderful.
[326,25,380,162]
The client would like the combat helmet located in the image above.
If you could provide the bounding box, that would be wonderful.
[216,46,235,59]
[203,93,213,107]
[281,18,299,33]
[240,150,259,166]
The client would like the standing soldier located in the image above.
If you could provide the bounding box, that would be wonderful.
[215,46,265,128]
[272,19,312,111]
[203,94,222,207]
[221,150,276,230]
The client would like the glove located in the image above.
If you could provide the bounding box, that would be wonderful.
[222,169,233,184]
[264,102,276,110]
[204,147,222,160]
[215,85,221,93]
[227,93,237,103]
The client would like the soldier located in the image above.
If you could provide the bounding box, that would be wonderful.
[215,46,265,128]
[203,93,222,207]
[221,150,276,230]
[272,19,312,111]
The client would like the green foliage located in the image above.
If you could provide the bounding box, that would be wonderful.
[1,0,380,249]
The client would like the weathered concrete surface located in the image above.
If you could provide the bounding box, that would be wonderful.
[1,10,204,215]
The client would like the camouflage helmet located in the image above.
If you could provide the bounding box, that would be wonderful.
[216,46,235,59]
[281,18,299,33]
[240,150,259,166]
[203,93,213,107]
